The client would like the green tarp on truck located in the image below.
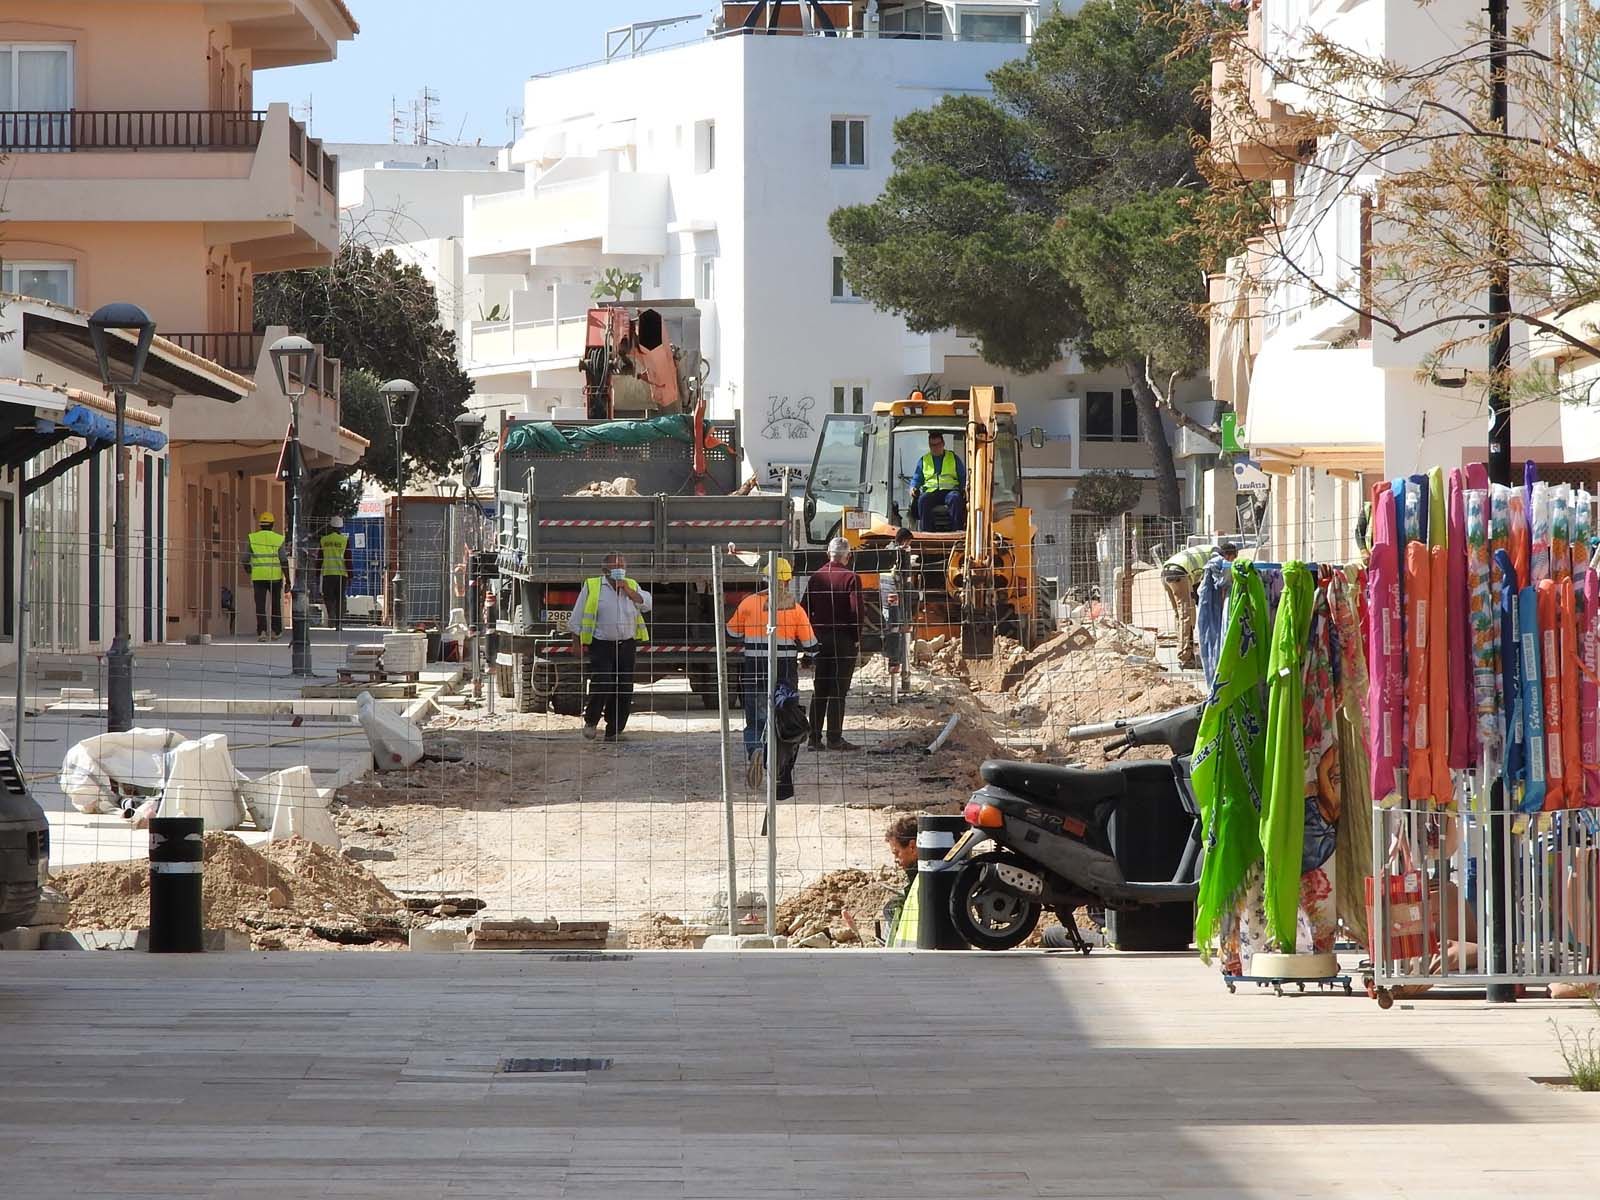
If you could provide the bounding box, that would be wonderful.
[503,414,694,456]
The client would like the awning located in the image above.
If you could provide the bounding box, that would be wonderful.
[1244,341,1386,468]
[22,308,253,406]
[0,378,167,468]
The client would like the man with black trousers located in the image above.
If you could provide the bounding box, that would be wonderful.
[568,553,652,743]
[802,536,862,751]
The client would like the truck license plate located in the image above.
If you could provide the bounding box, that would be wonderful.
[544,610,569,629]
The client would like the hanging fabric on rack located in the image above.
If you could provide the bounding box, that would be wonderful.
[1331,567,1372,944]
[1192,560,1271,957]
[1260,561,1315,950]
[1298,582,1341,954]
[1538,579,1566,810]
[1404,542,1436,804]
[1367,538,1403,809]
[1427,466,1447,550]
[1466,487,1500,789]
[1559,576,1582,809]
[1447,470,1473,770]
[1197,553,1232,687]
[1584,571,1600,807]
[1497,550,1526,806]
[1518,583,1548,814]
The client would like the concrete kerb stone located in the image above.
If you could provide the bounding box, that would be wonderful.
[6,928,252,952]
[700,934,791,950]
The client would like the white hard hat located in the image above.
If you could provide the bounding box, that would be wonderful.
[330,516,345,529]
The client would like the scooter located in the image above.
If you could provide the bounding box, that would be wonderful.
[943,705,1203,951]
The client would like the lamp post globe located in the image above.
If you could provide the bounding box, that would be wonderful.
[87,303,157,734]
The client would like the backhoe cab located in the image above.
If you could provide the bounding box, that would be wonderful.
[802,386,1038,657]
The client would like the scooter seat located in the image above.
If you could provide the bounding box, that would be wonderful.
[979,759,1127,814]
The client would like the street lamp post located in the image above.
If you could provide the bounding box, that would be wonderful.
[380,379,419,630]
[269,335,320,677]
[453,411,487,703]
[87,303,157,734]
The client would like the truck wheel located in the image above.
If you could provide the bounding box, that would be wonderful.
[688,669,722,710]
[511,655,538,714]
[550,679,584,718]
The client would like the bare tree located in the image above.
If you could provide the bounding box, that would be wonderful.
[1185,0,1600,404]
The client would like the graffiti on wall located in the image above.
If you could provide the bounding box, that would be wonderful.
[761,394,816,440]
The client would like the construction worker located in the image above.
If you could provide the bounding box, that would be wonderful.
[882,814,922,946]
[802,537,862,751]
[726,556,819,795]
[910,431,966,532]
[241,512,289,642]
[318,516,352,632]
[1162,541,1241,670]
[568,552,652,742]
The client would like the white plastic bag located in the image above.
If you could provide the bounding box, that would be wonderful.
[59,728,184,815]
[356,691,424,770]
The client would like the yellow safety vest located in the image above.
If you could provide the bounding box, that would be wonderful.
[918,451,960,493]
[888,874,921,947]
[319,531,349,577]
[247,529,285,582]
[576,576,649,645]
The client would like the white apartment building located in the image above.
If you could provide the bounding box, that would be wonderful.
[1211,0,1569,563]
[458,1,1215,555]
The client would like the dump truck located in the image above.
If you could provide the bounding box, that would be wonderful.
[801,385,1043,657]
[491,302,790,714]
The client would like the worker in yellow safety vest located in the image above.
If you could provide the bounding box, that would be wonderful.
[240,512,289,643]
[318,516,352,631]
[567,553,652,742]
[909,430,967,532]
[1162,540,1243,671]
[882,814,923,946]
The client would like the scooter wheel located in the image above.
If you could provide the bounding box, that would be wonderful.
[947,854,1041,952]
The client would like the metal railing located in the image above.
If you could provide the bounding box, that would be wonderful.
[163,332,265,375]
[0,109,266,152]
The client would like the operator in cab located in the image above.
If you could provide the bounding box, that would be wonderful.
[909,431,966,532]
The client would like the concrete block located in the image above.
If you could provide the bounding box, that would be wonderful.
[701,934,790,950]
[409,927,470,953]
[37,928,248,952]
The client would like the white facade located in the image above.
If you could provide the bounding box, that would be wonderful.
[460,13,1212,528]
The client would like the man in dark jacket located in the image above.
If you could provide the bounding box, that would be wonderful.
[802,536,863,750]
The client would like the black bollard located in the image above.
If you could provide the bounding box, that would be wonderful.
[148,816,204,953]
[916,813,969,949]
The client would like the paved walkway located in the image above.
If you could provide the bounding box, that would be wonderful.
[5,631,462,869]
[1,949,1595,1198]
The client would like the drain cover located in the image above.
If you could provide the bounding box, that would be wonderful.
[547,952,633,962]
[499,1057,613,1074]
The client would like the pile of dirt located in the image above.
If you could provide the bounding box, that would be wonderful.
[55,832,406,949]
[568,476,639,497]
[775,866,905,944]
[1008,645,1202,764]
[626,912,702,949]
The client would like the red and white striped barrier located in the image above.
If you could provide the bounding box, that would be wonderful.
[538,518,655,528]
[546,644,721,655]
[667,518,787,527]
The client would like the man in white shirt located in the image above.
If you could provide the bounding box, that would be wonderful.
[568,553,653,742]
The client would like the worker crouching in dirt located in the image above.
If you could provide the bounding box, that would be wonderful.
[882,814,922,946]
[726,556,819,798]
[569,553,652,743]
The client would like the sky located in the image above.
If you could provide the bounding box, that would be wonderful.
[256,2,715,146]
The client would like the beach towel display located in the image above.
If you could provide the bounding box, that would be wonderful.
[1447,470,1473,771]
[1367,540,1403,809]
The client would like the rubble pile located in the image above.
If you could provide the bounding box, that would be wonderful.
[568,476,640,497]
[774,866,904,946]
[55,832,406,949]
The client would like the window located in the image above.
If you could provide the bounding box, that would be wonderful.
[831,256,862,301]
[832,382,866,414]
[698,256,715,302]
[879,3,948,39]
[831,117,865,167]
[694,119,715,173]
[1,260,73,305]
[0,43,73,150]
[1084,391,1114,442]
[958,12,1025,43]
[1119,388,1140,443]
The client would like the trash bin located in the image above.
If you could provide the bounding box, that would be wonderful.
[425,628,443,662]
[1103,761,1195,952]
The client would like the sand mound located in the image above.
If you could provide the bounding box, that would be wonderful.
[56,832,404,946]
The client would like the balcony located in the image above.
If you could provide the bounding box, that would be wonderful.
[467,316,589,383]
[464,160,670,271]
[0,103,340,272]
[1208,25,1304,184]
[164,328,353,470]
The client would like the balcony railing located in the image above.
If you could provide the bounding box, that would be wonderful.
[164,331,265,375]
[0,109,266,152]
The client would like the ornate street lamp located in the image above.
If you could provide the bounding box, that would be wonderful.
[380,379,419,628]
[269,335,319,676]
[87,302,156,734]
